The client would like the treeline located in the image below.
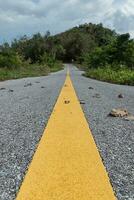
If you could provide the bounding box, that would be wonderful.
[83,32,134,70]
[0,22,119,68]
[55,23,134,84]
[0,31,63,80]
[0,31,63,69]
[0,22,134,83]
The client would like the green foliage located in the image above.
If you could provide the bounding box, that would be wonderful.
[0,64,48,81]
[83,47,108,68]
[83,33,134,71]
[85,67,134,85]
[9,23,117,64]
[123,40,134,69]
[0,51,22,69]
[54,23,115,62]
[0,22,134,84]
[11,33,45,63]
[40,53,56,68]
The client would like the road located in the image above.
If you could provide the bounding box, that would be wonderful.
[0,64,134,200]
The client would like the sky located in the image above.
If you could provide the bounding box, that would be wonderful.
[0,0,134,43]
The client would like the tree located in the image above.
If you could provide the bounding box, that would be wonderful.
[114,33,130,64]
[84,47,107,68]
[124,40,134,69]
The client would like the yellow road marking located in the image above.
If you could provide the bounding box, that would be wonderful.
[16,71,116,200]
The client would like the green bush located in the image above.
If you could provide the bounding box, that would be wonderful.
[83,34,134,71]
[0,53,22,69]
[85,67,134,85]
[40,53,55,68]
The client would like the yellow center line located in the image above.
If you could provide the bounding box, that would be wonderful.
[16,70,116,200]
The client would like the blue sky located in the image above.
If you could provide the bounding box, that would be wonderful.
[0,0,134,43]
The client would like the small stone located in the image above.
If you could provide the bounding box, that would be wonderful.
[35,81,40,83]
[0,87,6,90]
[24,83,32,87]
[88,87,94,89]
[118,94,124,98]
[80,100,85,105]
[41,86,45,88]
[109,108,129,117]
[64,100,70,104]
[9,89,14,92]
[93,93,101,98]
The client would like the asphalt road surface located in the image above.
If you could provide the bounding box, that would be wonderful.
[0,64,134,200]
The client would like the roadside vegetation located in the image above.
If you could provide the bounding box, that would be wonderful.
[0,62,62,81]
[0,23,134,84]
[82,32,134,85]
[0,32,63,80]
[84,67,134,85]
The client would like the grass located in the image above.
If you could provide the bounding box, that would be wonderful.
[84,67,134,86]
[0,63,63,81]
[49,62,63,72]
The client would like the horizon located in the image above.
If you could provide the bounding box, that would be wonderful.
[0,0,134,44]
[0,21,133,45]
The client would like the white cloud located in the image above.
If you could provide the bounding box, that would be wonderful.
[0,0,134,43]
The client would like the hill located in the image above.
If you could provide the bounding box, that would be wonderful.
[0,22,134,84]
